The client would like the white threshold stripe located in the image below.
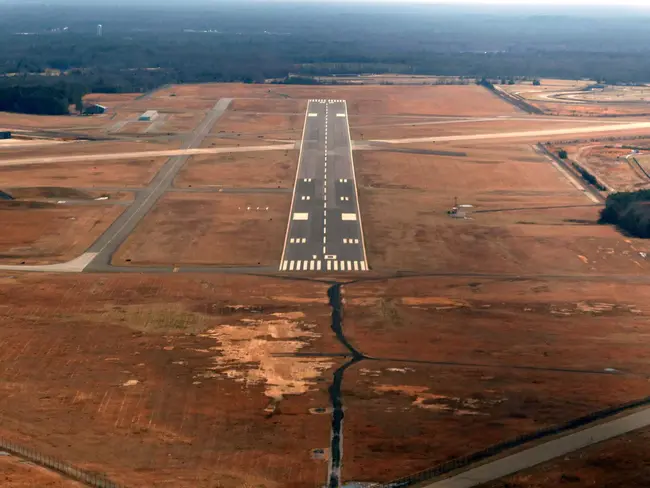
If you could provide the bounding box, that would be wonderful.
[282,260,367,272]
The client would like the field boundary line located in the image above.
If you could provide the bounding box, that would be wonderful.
[0,437,127,487]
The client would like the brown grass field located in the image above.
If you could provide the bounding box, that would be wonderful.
[0,202,124,265]
[0,455,82,487]
[175,150,297,189]
[483,426,650,488]
[340,277,650,483]
[4,80,650,487]
[212,110,305,139]
[0,273,338,488]
[0,157,169,188]
[113,193,290,266]
[152,83,520,117]
[355,144,650,275]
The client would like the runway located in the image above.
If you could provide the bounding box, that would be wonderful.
[280,99,368,272]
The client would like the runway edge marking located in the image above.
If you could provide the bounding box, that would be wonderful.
[279,99,312,269]
[343,100,370,270]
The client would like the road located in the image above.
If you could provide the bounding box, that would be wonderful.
[279,99,368,273]
[374,121,650,144]
[422,406,650,488]
[84,98,233,270]
[0,142,295,167]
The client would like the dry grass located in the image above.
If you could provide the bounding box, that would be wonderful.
[482,427,650,488]
[355,146,650,274]
[175,150,297,189]
[0,455,82,487]
[152,83,518,117]
[337,277,650,483]
[0,157,168,188]
[114,193,291,266]
[0,202,124,264]
[0,273,336,488]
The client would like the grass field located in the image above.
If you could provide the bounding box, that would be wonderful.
[2,80,650,487]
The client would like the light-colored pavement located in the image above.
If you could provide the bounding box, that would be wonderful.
[374,121,650,144]
[423,407,650,488]
[0,252,98,273]
[0,143,295,167]
[353,116,632,130]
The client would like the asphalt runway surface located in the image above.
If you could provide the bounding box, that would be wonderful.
[280,99,368,272]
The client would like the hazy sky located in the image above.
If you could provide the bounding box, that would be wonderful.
[2,0,649,6]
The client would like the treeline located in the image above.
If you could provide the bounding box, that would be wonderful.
[0,82,85,115]
[2,3,650,110]
[599,190,650,238]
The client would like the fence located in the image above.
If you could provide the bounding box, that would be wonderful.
[0,437,127,488]
[379,395,650,487]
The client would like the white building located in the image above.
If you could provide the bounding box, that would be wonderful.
[138,110,158,122]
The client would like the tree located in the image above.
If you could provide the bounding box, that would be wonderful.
[558,149,568,159]
[533,79,541,86]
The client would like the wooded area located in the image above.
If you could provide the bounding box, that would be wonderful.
[2,3,650,115]
[600,190,650,238]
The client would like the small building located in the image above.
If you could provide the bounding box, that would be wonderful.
[0,131,11,140]
[138,110,158,122]
[83,104,107,115]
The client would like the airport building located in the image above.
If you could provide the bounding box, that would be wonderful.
[139,110,159,122]
[83,104,107,115]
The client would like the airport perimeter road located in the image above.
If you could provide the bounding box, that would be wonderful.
[280,99,368,272]
[85,98,232,270]
[423,407,650,488]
